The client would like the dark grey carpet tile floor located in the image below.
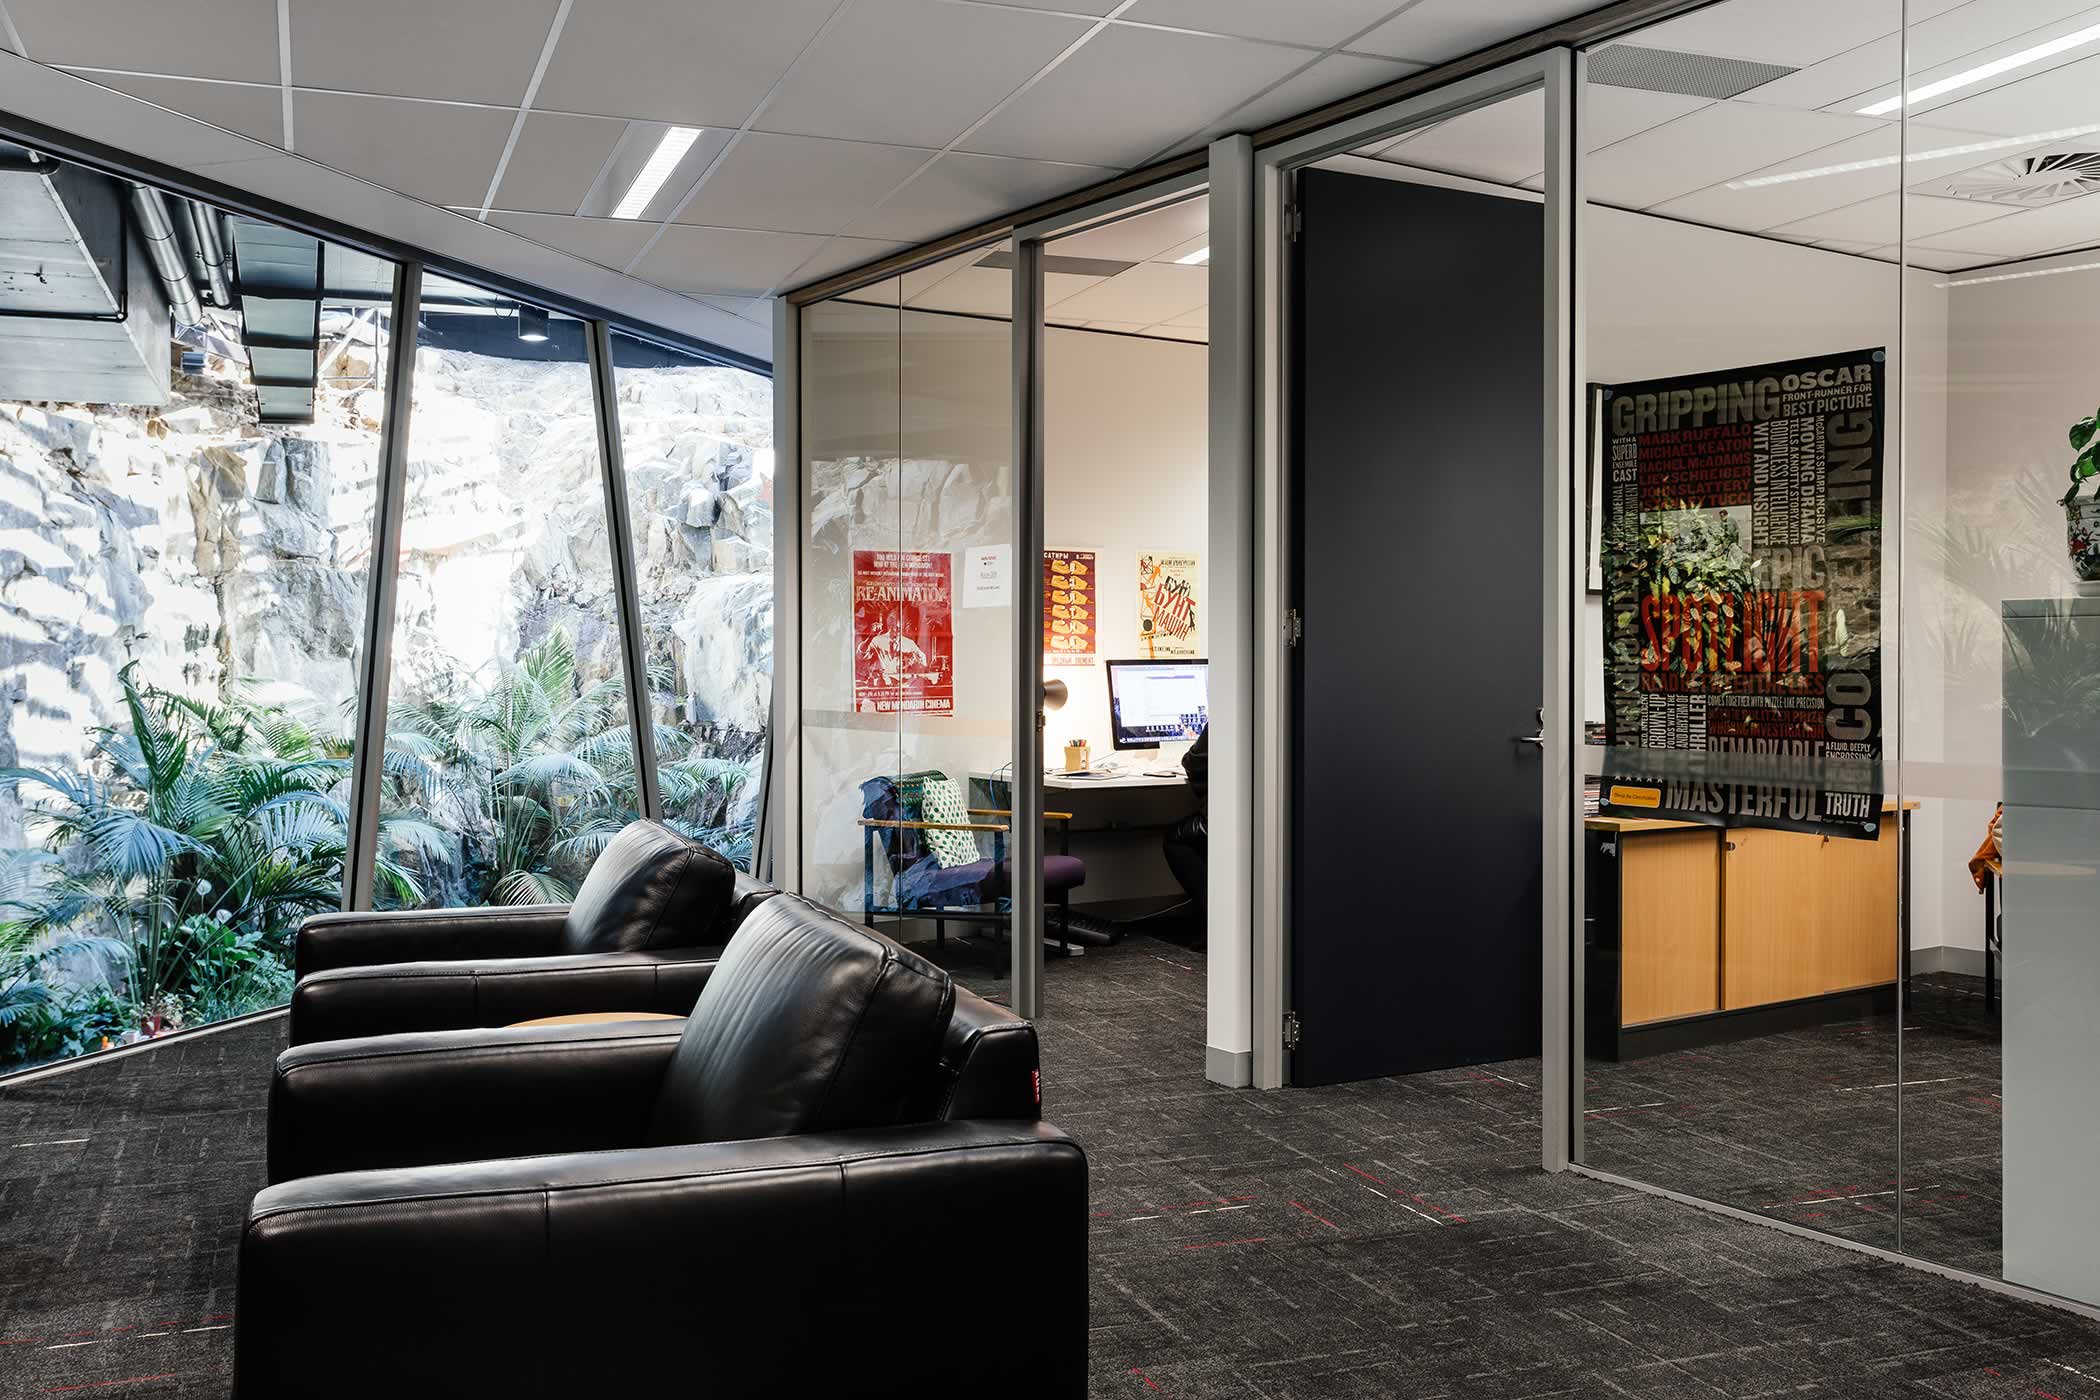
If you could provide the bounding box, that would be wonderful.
[0,942,2080,1400]
[1581,972,2005,1277]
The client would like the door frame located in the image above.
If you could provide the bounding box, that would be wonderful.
[1221,48,1580,1170]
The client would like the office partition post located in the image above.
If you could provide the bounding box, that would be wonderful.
[1541,48,1578,1175]
[1010,239,1047,1023]
[343,261,421,912]
[1206,135,1267,1090]
[587,318,665,827]
[769,296,803,890]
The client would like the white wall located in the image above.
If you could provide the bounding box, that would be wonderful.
[1043,328,1209,764]
[1924,254,2100,959]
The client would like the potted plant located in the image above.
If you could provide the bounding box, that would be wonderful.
[2061,408,2100,588]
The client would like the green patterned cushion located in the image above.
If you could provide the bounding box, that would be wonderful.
[920,776,984,869]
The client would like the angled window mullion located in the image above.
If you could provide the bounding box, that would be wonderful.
[344,260,422,913]
[588,319,664,823]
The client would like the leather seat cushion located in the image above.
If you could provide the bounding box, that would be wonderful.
[560,822,737,955]
[648,894,955,1146]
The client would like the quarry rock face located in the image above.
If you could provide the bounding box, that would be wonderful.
[0,345,773,849]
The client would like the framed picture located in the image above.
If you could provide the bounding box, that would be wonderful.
[1585,383,1608,594]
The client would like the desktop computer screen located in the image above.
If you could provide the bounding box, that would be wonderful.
[1105,659,1209,750]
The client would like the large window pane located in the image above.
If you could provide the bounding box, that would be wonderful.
[1899,0,2100,1304]
[0,150,395,1067]
[799,251,1015,977]
[1574,2,1905,1252]
[608,332,773,867]
[373,282,634,909]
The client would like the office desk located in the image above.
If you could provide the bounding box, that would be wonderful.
[1586,802,1914,1060]
[971,770,1192,905]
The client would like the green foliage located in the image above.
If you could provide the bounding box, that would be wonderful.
[1603,507,1754,602]
[2066,408,2100,505]
[0,631,757,1069]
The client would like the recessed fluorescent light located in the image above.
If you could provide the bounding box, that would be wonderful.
[1727,124,2100,188]
[612,126,702,220]
[1857,21,2100,115]
[1175,246,1211,265]
[1937,258,2100,288]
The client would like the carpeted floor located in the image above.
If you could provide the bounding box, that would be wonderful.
[1,940,2088,1399]
[1582,972,2004,1278]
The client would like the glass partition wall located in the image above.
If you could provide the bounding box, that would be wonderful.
[1568,0,2100,1316]
[798,248,1019,1001]
[0,138,771,1076]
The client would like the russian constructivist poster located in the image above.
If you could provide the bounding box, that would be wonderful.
[1598,349,1885,839]
[1044,548,1097,665]
[852,549,954,716]
[1137,551,1199,658]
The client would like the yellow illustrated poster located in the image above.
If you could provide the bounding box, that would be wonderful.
[1044,549,1097,666]
[1137,551,1198,658]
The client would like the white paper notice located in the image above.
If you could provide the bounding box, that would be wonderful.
[962,544,1011,607]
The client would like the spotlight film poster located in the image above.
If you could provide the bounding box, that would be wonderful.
[1044,548,1097,665]
[1599,349,1885,839]
[852,549,954,716]
[1137,551,1199,658]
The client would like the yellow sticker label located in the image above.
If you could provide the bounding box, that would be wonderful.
[1608,785,1662,809]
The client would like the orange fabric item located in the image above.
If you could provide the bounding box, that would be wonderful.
[1968,803,2003,891]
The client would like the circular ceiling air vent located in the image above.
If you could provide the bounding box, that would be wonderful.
[1926,149,2100,207]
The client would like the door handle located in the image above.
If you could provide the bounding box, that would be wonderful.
[1514,732,1545,746]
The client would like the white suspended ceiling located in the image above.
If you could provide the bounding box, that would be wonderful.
[1366,0,2100,272]
[0,0,1612,339]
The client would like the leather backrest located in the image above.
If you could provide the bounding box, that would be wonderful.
[912,987,1042,1123]
[648,894,955,1146]
[560,822,737,955]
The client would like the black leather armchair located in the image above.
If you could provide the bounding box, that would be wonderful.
[237,894,1086,1399]
[288,821,778,1044]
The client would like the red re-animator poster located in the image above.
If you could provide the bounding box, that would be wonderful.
[852,549,955,716]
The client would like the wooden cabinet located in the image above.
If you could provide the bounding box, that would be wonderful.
[1620,829,1720,1024]
[1587,809,1906,1059]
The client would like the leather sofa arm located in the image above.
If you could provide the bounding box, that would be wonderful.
[235,1122,1087,1399]
[287,947,720,1045]
[293,904,570,979]
[267,1018,683,1184]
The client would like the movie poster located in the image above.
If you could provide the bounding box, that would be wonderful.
[1137,551,1199,659]
[1044,549,1096,665]
[852,549,954,716]
[1599,349,1885,839]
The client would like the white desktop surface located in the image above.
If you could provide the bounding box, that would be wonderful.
[970,769,1187,791]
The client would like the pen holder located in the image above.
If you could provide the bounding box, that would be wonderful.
[1064,739,1090,773]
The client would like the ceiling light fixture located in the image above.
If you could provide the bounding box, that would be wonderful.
[1728,124,2100,187]
[612,126,703,220]
[1936,258,2100,288]
[1857,21,2100,116]
[1175,246,1211,265]
[517,305,550,343]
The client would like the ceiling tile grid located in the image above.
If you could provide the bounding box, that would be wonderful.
[28,0,2100,310]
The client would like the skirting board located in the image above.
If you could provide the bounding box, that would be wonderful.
[1207,1045,1252,1087]
[1911,944,1987,977]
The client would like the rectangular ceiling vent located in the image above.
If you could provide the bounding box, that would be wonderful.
[1920,148,2100,207]
[1589,44,1795,100]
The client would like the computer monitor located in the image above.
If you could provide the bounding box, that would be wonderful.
[1105,659,1209,751]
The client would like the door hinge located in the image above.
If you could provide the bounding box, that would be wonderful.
[1284,607,1302,647]
[1282,1011,1301,1051]
[1284,201,1302,242]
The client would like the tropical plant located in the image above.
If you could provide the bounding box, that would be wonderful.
[378,629,652,907]
[1,662,435,1030]
[2064,404,2100,505]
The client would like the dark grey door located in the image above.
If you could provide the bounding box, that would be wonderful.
[1289,167,1544,1086]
